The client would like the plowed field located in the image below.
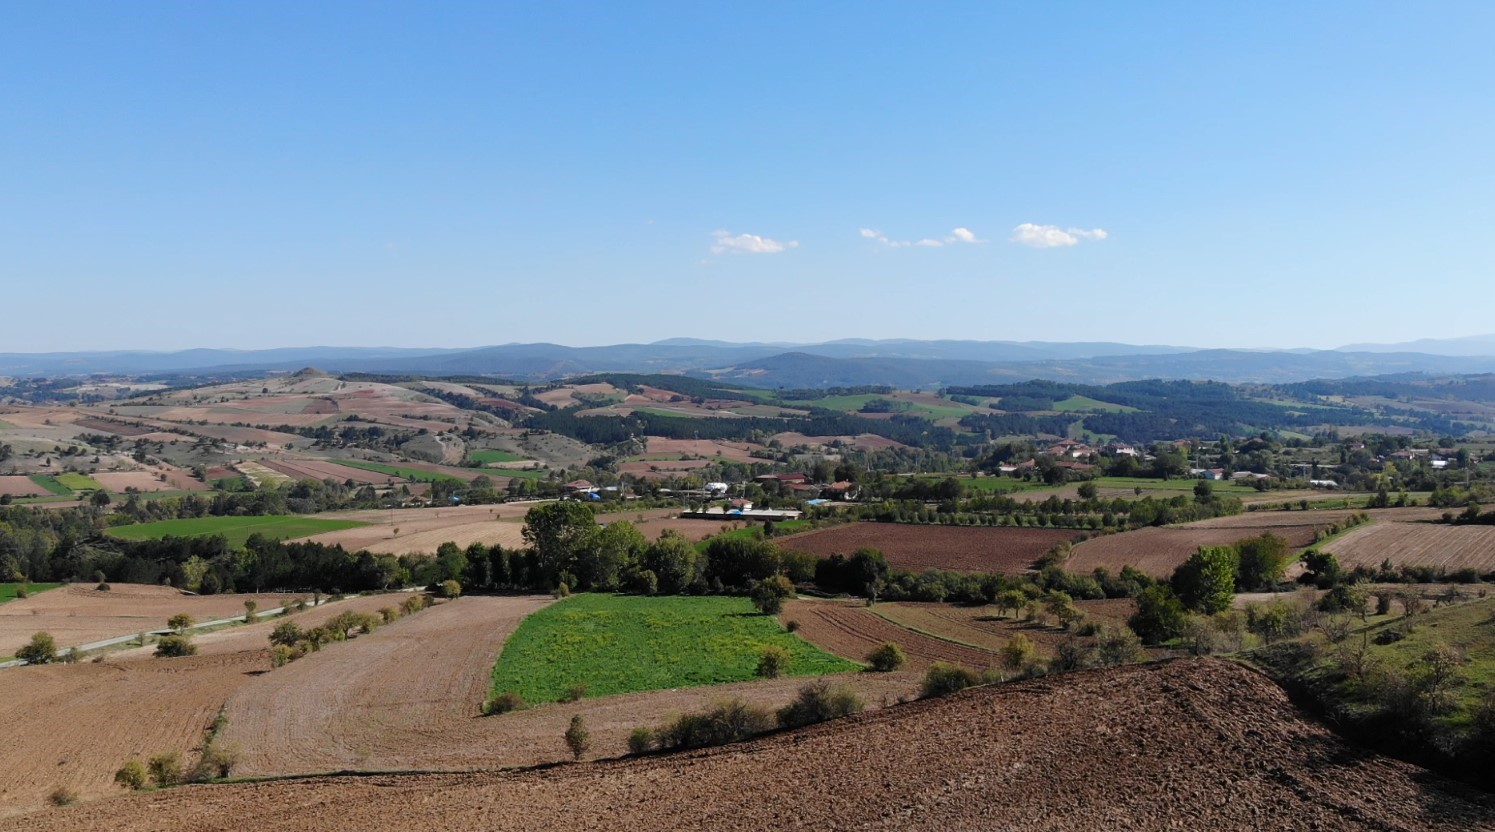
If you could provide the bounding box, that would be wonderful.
[0,651,265,816]
[0,477,46,497]
[781,523,1078,573]
[1325,522,1495,574]
[0,585,280,656]
[781,599,1000,670]
[221,595,555,775]
[870,599,1166,659]
[260,459,398,484]
[11,659,1492,831]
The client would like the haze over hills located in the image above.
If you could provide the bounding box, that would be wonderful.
[2,335,1495,387]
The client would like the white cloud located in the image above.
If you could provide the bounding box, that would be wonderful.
[710,229,798,255]
[1009,223,1109,248]
[859,226,985,249]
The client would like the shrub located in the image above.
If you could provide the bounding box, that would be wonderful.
[561,683,589,703]
[166,613,195,633]
[243,599,258,622]
[750,574,795,615]
[438,579,462,599]
[866,642,906,672]
[627,726,655,754]
[655,699,774,750]
[17,632,57,665]
[553,582,571,599]
[48,785,78,807]
[785,619,800,633]
[379,606,398,624]
[400,594,428,615]
[921,662,983,698]
[195,743,240,780]
[270,644,296,668]
[147,751,183,787]
[96,582,111,592]
[268,620,303,647]
[14,586,28,599]
[154,634,198,658]
[756,645,791,678]
[564,715,591,760]
[114,759,147,790]
[777,679,864,728]
[1096,624,1145,666]
[1000,634,1037,675]
[484,690,526,715]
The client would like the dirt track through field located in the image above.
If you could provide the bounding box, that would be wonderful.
[12,659,1493,831]
[782,599,1000,671]
[221,595,555,774]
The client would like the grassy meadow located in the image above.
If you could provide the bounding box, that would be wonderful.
[490,594,859,704]
[105,515,366,548]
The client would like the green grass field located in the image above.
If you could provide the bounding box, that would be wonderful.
[56,472,105,491]
[335,459,467,483]
[1052,395,1138,413]
[487,467,546,480]
[490,594,859,704]
[105,515,367,548]
[27,474,72,495]
[469,449,524,464]
[1094,476,1260,495]
[0,583,61,604]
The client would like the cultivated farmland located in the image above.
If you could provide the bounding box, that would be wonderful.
[222,595,554,776]
[0,584,280,656]
[490,594,858,704]
[780,523,1080,573]
[1325,522,1495,574]
[104,515,366,549]
[14,659,1490,832]
[0,476,48,498]
[780,598,1002,671]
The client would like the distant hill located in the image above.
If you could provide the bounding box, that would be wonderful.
[1338,333,1495,357]
[5,338,1495,386]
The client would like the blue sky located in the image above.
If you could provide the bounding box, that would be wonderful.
[3,2,1493,352]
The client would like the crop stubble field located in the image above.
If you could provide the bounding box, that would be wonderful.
[1325,521,1495,573]
[11,659,1492,831]
[780,523,1080,573]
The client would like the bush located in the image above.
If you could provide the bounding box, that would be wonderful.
[48,785,78,807]
[756,645,791,678]
[17,632,57,665]
[195,743,240,780]
[561,683,589,703]
[785,619,800,633]
[553,582,571,599]
[1096,624,1145,666]
[270,644,297,668]
[147,751,183,787]
[1000,634,1037,675]
[166,613,195,633]
[750,574,795,615]
[379,607,398,624]
[484,690,526,715]
[777,679,864,728]
[655,699,774,750]
[564,715,590,760]
[921,662,983,698]
[154,634,198,658]
[866,642,906,672]
[96,582,111,592]
[268,620,303,647]
[114,760,148,790]
[400,594,428,615]
[438,579,462,599]
[627,726,655,754]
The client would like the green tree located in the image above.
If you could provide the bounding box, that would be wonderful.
[1000,633,1037,675]
[522,502,599,588]
[1128,585,1187,644]
[167,613,195,633]
[1171,546,1238,614]
[643,531,699,594]
[434,542,469,584]
[750,574,795,615]
[17,631,57,664]
[579,521,646,591]
[1233,533,1291,591]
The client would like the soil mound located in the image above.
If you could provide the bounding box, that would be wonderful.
[9,658,1492,830]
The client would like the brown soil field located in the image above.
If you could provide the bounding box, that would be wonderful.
[0,585,281,656]
[781,523,1079,573]
[1067,527,1306,578]
[16,658,1493,831]
[1325,522,1495,573]
[1185,506,1447,529]
[221,595,553,774]
[771,431,908,450]
[71,417,154,436]
[90,471,174,493]
[0,651,267,816]
[616,458,711,477]
[0,476,46,497]
[869,599,1166,659]
[638,437,765,463]
[104,594,404,661]
[782,599,1000,670]
[261,458,397,484]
